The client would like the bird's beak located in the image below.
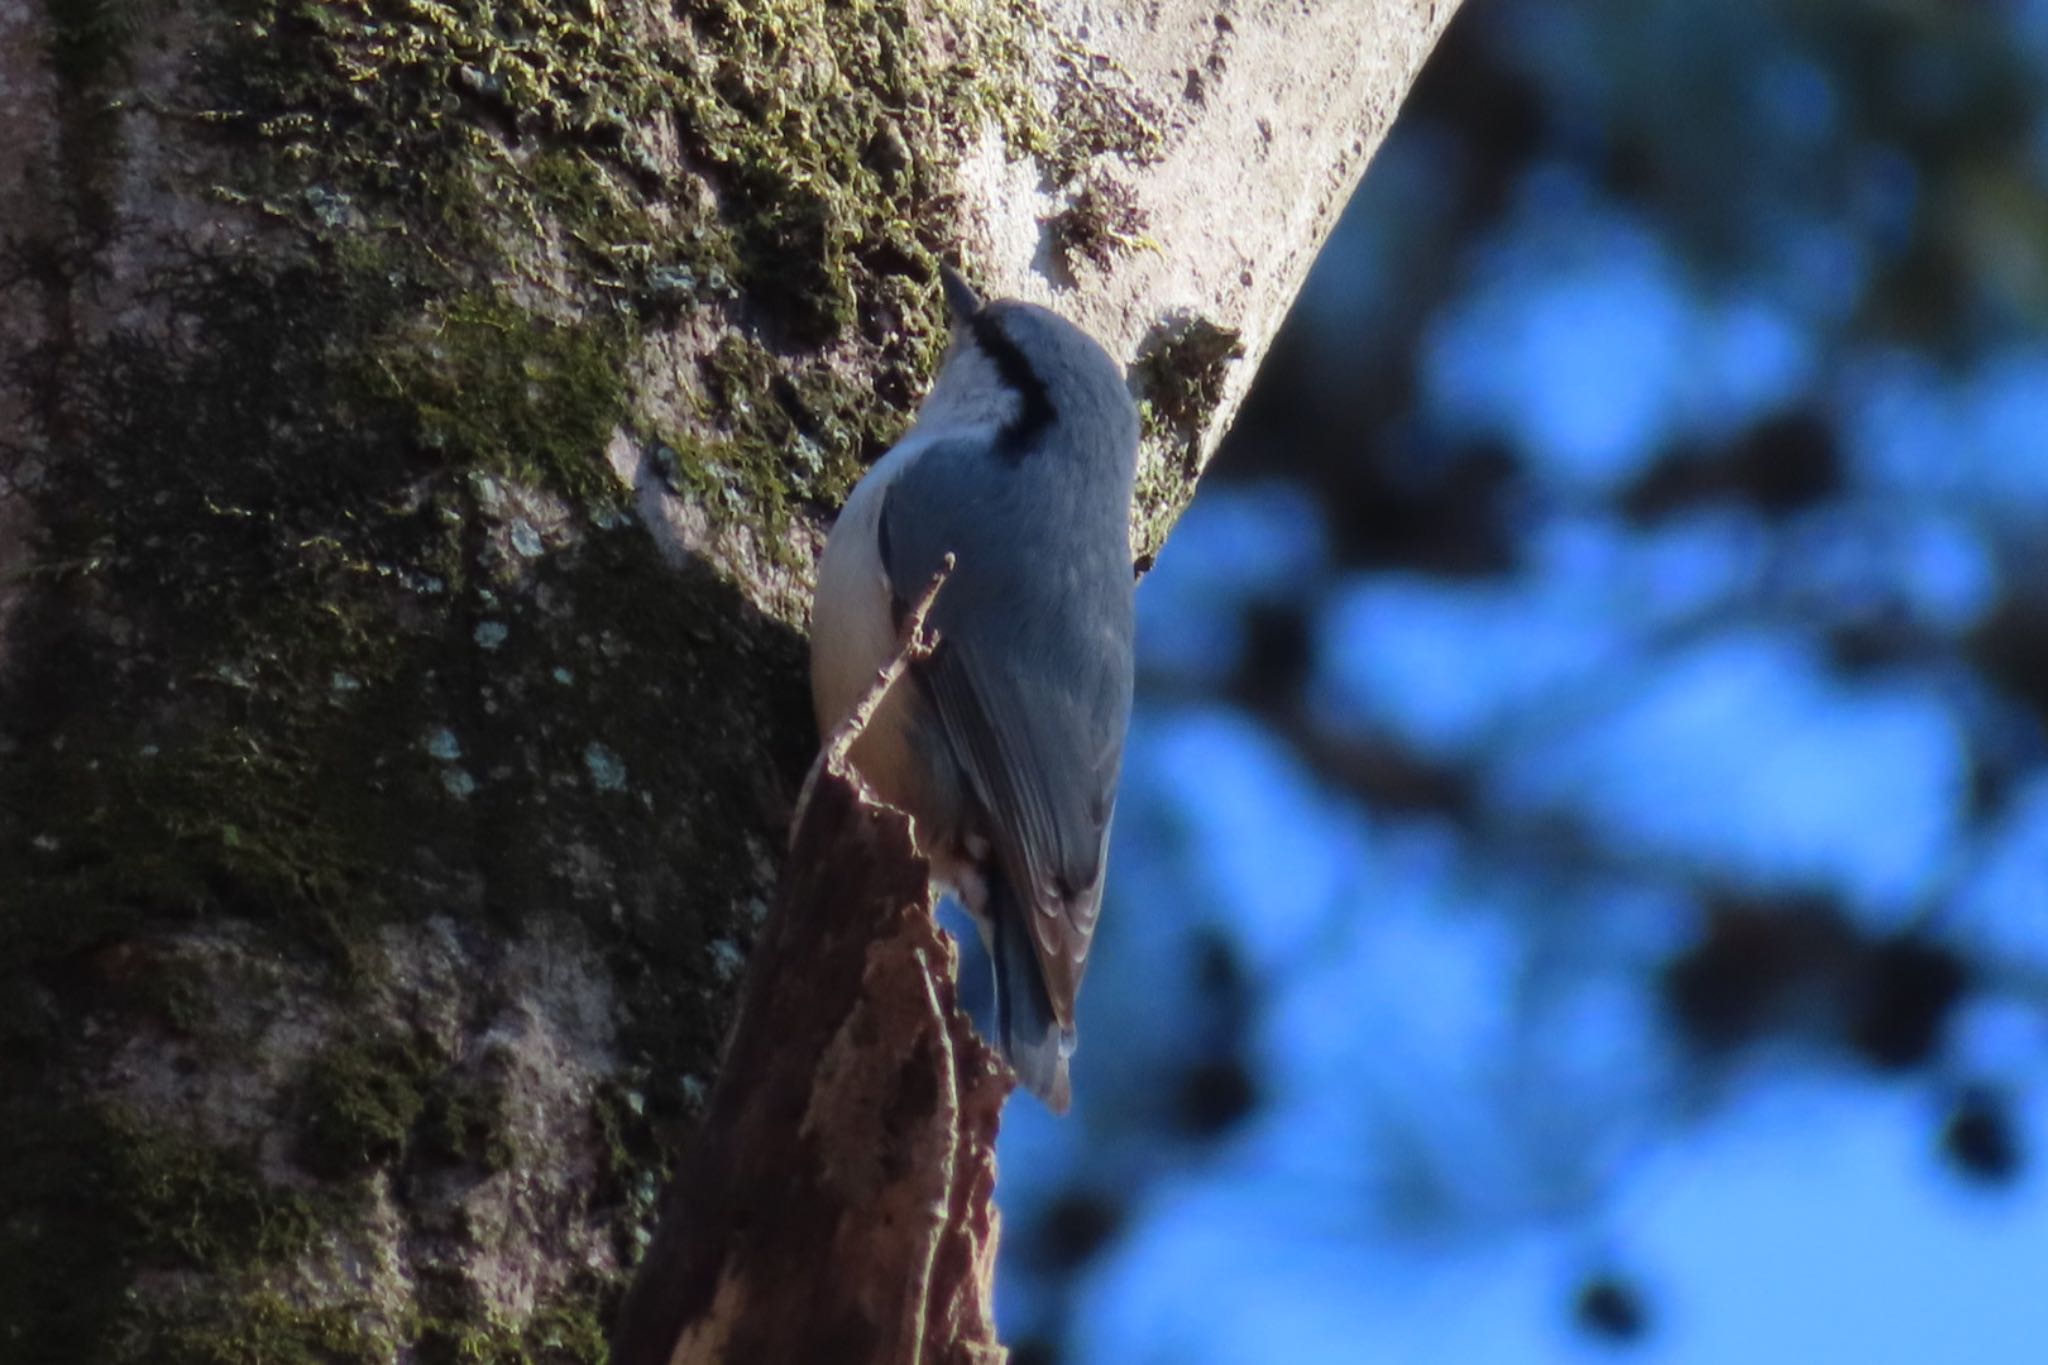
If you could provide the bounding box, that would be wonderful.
[939,262,983,326]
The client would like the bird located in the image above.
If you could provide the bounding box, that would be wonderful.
[808,264,1138,1113]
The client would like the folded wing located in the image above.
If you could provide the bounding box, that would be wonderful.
[878,439,1133,1027]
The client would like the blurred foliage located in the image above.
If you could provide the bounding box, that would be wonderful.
[1003,0,2048,1358]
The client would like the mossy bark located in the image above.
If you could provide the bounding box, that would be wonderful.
[0,0,1457,1358]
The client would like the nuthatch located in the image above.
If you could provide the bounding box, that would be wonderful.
[809,266,1138,1113]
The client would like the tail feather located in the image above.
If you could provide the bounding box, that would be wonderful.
[989,877,1073,1113]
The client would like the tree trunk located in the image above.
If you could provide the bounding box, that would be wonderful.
[0,0,1455,1359]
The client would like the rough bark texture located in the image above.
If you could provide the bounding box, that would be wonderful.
[0,0,1457,1359]
[611,760,1008,1365]
[611,567,1006,1365]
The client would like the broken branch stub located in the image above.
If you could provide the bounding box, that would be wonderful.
[614,553,1008,1365]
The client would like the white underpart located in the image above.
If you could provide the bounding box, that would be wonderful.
[810,424,1003,932]
[808,429,930,743]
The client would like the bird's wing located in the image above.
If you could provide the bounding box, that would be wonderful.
[878,442,1132,1026]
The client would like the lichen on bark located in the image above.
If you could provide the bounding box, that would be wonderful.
[3,0,1104,1356]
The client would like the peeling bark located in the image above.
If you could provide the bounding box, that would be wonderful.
[612,762,1009,1365]
[613,559,1010,1365]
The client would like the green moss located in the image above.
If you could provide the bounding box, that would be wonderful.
[6,0,1187,1355]
[300,1019,524,1178]
[191,0,1103,354]
[1129,317,1246,563]
[298,1031,435,1177]
[421,1068,520,1173]
[126,1120,323,1268]
[668,0,989,341]
[591,1076,668,1266]
[154,966,220,1034]
[1136,315,1246,458]
[1,251,415,969]
[0,1104,333,1363]
[407,1283,612,1365]
[519,1294,613,1365]
[1037,39,1169,182]
[1048,172,1153,272]
[200,0,694,261]
[367,291,630,506]
[0,231,650,1353]
[659,333,914,563]
[157,1293,390,1365]
[1131,454,1188,571]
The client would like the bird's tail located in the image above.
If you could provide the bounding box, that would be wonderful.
[988,874,1074,1114]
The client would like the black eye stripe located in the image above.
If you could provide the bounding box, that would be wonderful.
[971,314,1055,463]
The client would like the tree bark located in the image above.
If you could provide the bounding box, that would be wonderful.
[0,0,1456,1359]
[613,568,1012,1365]
[611,762,1010,1365]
